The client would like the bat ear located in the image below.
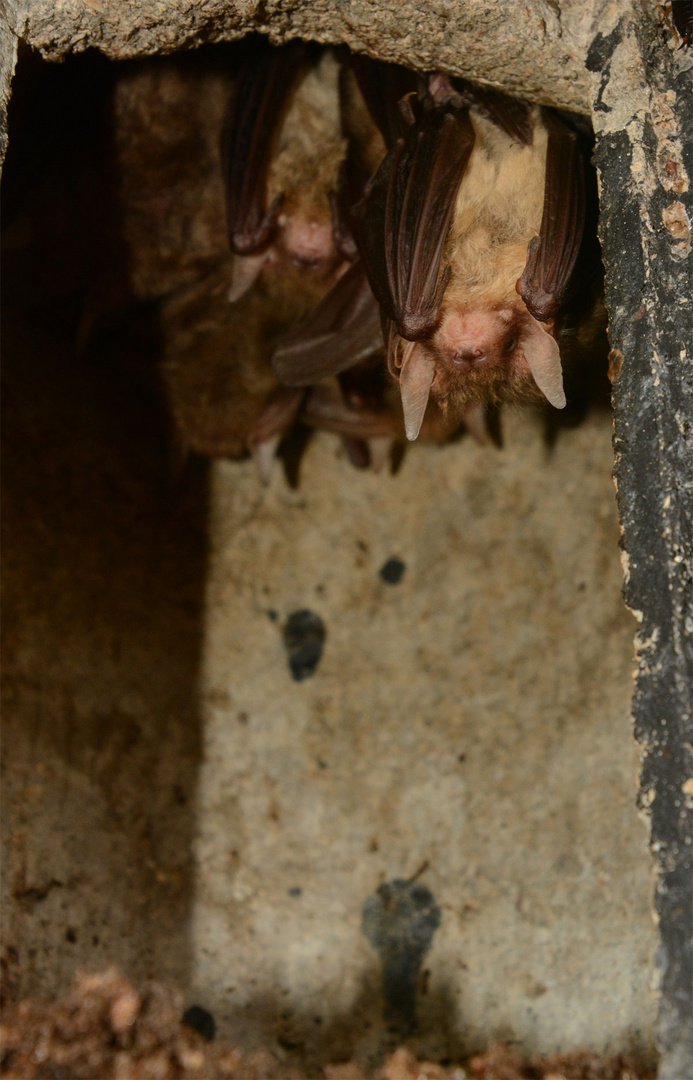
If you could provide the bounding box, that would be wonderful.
[518,317,566,409]
[398,340,436,441]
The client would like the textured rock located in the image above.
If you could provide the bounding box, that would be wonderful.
[4,0,594,113]
[586,11,693,1080]
[194,416,656,1070]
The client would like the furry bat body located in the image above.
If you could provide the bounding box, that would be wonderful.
[113,45,604,472]
[224,44,347,301]
[352,76,604,441]
[274,63,605,445]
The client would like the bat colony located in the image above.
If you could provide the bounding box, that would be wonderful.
[122,41,606,479]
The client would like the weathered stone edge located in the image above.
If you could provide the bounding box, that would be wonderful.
[588,11,693,1080]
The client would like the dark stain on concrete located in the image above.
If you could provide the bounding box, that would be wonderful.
[362,878,441,1036]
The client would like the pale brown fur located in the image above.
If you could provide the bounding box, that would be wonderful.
[442,108,547,310]
[113,58,234,302]
[152,50,352,463]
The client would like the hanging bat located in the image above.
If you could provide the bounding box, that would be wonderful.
[158,261,305,479]
[272,57,475,468]
[273,60,605,445]
[223,40,347,301]
[351,71,605,441]
[151,42,358,477]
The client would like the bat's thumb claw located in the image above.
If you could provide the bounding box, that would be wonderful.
[399,343,436,441]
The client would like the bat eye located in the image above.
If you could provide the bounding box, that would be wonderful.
[506,337,517,353]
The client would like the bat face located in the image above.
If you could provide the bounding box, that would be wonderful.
[433,305,565,411]
[431,306,537,400]
[159,44,356,479]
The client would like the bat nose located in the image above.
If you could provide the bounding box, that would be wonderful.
[452,346,485,366]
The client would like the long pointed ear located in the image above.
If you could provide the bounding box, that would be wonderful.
[399,342,436,440]
[518,317,566,409]
[272,261,382,387]
[223,42,306,256]
[351,101,475,342]
[518,112,586,322]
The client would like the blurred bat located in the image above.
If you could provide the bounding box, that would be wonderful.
[159,262,305,480]
[154,42,355,477]
[223,40,347,301]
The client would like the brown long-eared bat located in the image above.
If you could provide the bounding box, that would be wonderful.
[273,56,606,446]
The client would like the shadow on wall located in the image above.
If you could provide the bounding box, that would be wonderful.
[0,50,209,1000]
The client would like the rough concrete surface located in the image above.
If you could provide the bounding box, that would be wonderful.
[1,260,659,1069]
[1,305,208,1003]
[194,417,656,1071]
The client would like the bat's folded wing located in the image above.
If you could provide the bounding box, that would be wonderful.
[518,113,587,322]
[223,43,306,255]
[352,103,475,342]
[271,260,382,386]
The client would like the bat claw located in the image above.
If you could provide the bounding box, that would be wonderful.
[462,404,489,445]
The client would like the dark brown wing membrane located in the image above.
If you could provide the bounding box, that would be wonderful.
[352,102,475,341]
[334,57,418,259]
[518,112,586,322]
[223,42,306,256]
[272,260,382,386]
[349,54,419,148]
[302,383,396,439]
[246,386,306,448]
